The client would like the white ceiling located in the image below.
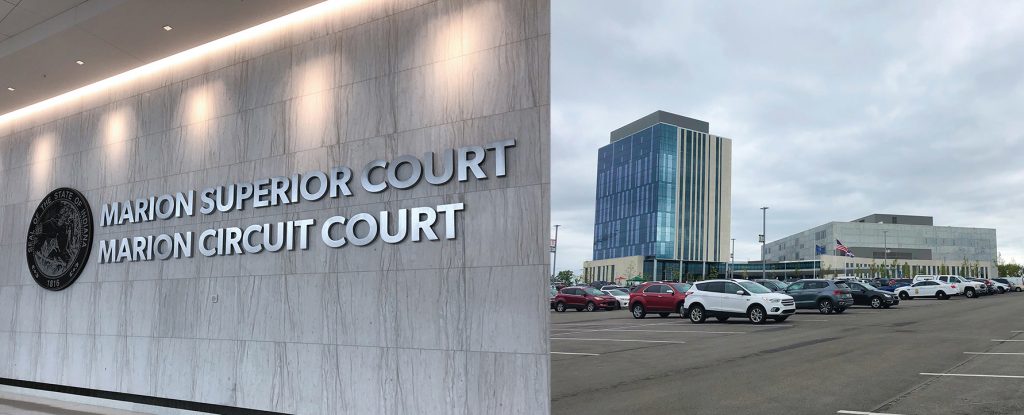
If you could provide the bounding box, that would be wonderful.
[0,0,322,116]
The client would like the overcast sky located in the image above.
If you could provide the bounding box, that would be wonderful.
[551,1,1024,275]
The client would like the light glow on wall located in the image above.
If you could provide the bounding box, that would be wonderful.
[0,0,359,126]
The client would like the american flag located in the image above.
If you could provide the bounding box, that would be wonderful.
[836,239,855,257]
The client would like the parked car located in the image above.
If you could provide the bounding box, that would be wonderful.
[549,286,558,309]
[552,286,619,312]
[994,278,1023,292]
[969,278,998,295]
[844,281,900,309]
[754,279,789,292]
[991,280,1010,294]
[682,279,796,324]
[914,275,984,298]
[600,285,627,292]
[601,288,630,309]
[783,279,854,314]
[628,282,692,319]
[895,280,957,300]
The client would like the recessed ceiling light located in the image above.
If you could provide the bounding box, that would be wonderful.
[163,25,173,31]
[75,60,85,65]
[6,87,14,92]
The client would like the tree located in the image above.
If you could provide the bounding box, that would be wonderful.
[998,263,1023,278]
[555,270,574,285]
[939,262,949,275]
[960,257,970,277]
[708,266,719,279]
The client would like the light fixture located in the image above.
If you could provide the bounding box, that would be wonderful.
[0,0,359,125]
[75,60,85,65]
[163,25,173,31]
[6,87,13,92]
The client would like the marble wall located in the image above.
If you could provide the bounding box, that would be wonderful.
[0,0,550,413]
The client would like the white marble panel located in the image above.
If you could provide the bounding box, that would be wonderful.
[13,285,41,334]
[36,333,66,384]
[90,336,126,392]
[234,340,285,411]
[94,281,127,336]
[193,340,240,406]
[336,345,395,414]
[38,290,67,334]
[11,332,39,380]
[463,185,545,268]
[391,0,463,72]
[466,265,547,354]
[332,271,397,348]
[238,275,287,343]
[340,17,393,86]
[338,78,396,143]
[467,351,549,415]
[0,331,13,378]
[393,268,466,350]
[123,337,157,396]
[242,102,287,162]
[0,285,16,331]
[154,337,197,401]
[394,348,467,415]
[61,334,95,388]
[241,48,293,111]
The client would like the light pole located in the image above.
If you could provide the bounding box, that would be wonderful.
[730,238,736,278]
[551,225,560,279]
[882,229,890,278]
[761,206,769,280]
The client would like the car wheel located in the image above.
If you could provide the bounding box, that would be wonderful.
[999,287,1006,294]
[688,304,706,324]
[965,289,976,298]
[899,291,910,300]
[631,303,646,319]
[585,302,596,312]
[936,291,948,300]
[555,302,566,312]
[658,312,670,318]
[834,307,846,314]
[677,303,687,318]
[748,305,767,324]
[772,316,789,322]
[818,299,834,314]
[715,316,729,322]
[1016,287,1022,292]
[870,297,883,309]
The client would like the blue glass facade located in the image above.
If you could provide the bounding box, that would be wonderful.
[593,124,677,260]
[593,113,730,265]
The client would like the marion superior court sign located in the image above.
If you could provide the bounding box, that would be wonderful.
[95,139,515,264]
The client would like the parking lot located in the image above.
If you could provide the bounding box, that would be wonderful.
[551,292,1024,415]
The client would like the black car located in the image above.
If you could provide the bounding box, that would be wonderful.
[845,281,899,309]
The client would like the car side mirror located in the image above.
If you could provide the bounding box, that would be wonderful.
[736,290,745,296]
[665,290,674,294]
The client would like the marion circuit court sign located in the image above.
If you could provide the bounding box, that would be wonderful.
[26,187,95,291]
[94,139,515,264]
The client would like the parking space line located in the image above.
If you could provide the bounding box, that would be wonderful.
[991,339,1024,342]
[837,411,905,415]
[551,338,686,344]
[550,352,600,356]
[795,319,829,322]
[920,372,1024,379]
[965,352,1024,356]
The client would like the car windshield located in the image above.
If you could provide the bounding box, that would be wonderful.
[737,281,772,294]
[670,283,691,292]
[859,282,878,289]
[584,288,604,296]
[608,289,628,296]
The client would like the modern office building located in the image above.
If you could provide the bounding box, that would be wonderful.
[745,213,998,279]
[0,1,550,414]
[585,111,731,282]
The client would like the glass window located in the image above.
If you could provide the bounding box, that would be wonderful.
[694,282,710,292]
[788,282,805,290]
[722,282,742,294]
[644,285,664,294]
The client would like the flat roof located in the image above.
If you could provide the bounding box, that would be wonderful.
[610,110,709,143]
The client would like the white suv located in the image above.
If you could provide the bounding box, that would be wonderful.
[683,279,796,324]
[914,275,982,298]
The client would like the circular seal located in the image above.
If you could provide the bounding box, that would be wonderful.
[26,188,93,291]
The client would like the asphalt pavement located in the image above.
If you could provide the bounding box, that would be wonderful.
[550,292,1024,415]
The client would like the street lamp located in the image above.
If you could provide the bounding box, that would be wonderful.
[551,225,560,279]
[761,206,769,280]
[730,238,736,278]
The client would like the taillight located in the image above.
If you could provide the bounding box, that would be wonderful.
[834,290,843,296]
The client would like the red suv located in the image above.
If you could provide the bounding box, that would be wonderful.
[628,282,692,319]
[553,286,619,312]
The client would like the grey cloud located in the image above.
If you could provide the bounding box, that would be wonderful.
[552,0,1024,273]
